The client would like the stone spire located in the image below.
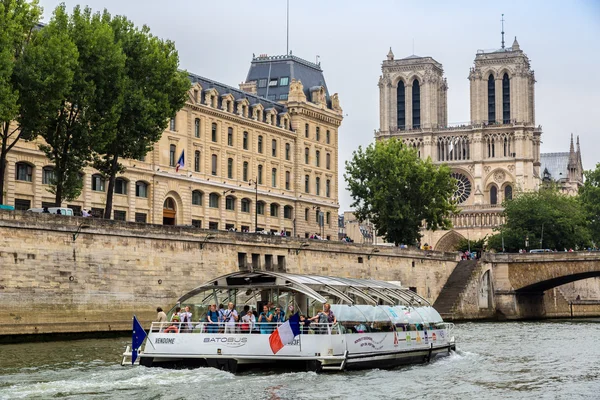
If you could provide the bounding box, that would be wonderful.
[512,36,520,51]
[570,133,575,154]
[387,47,394,61]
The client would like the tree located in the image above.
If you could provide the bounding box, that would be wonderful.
[487,187,590,252]
[455,236,487,255]
[344,138,458,246]
[579,163,600,245]
[0,0,42,204]
[19,5,125,205]
[93,14,189,220]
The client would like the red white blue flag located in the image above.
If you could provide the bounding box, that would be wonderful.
[269,312,300,354]
[176,150,185,172]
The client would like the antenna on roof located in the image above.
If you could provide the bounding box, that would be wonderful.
[286,0,290,55]
[501,14,505,49]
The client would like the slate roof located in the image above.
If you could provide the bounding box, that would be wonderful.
[540,152,570,181]
[245,54,331,107]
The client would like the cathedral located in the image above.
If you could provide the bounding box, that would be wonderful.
[375,37,579,251]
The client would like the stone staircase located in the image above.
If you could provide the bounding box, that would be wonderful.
[433,260,479,319]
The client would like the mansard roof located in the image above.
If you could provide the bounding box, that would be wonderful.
[540,152,570,182]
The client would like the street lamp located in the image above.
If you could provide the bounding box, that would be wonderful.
[248,178,258,233]
[200,234,216,250]
[296,242,310,255]
[368,247,380,260]
[223,189,235,195]
[72,223,90,242]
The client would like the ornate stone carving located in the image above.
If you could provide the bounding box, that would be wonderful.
[507,165,515,172]
[484,166,491,173]
[468,164,475,173]
[493,170,506,183]
[331,93,342,112]
[288,79,306,102]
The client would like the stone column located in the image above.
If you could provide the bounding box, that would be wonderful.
[495,77,503,124]
[405,84,413,129]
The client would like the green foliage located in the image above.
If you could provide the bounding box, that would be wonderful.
[93,13,189,219]
[455,236,486,254]
[344,138,458,246]
[487,187,590,252]
[579,163,600,245]
[0,0,42,204]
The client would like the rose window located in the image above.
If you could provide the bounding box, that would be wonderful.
[451,172,471,204]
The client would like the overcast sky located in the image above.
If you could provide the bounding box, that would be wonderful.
[38,0,600,211]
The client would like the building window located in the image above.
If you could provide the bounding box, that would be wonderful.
[326,130,331,144]
[258,135,263,153]
[211,154,218,176]
[114,210,126,221]
[209,221,218,230]
[316,127,320,141]
[488,74,496,123]
[257,201,265,215]
[192,190,203,205]
[194,150,200,172]
[243,161,249,181]
[285,143,290,160]
[209,193,220,208]
[316,177,321,196]
[243,131,249,149]
[272,139,277,157]
[397,81,406,130]
[135,181,148,198]
[15,163,33,182]
[412,79,420,129]
[305,175,310,193]
[267,94,276,101]
[169,118,176,131]
[115,178,128,195]
[227,127,233,146]
[211,122,217,142]
[490,186,498,205]
[326,153,331,170]
[284,205,292,219]
[14,198,31,211]
[91,174,105,192]
[316,150,320,167]
[271,168,277,187]
[326,179,331,197]
[305,147,309,164]
[226,196,235,211]
[326,212,331,225]
[42,166,54,185]
[305,123,309,138]
[502,73,510,124]
[169,144,176,167]
[192,219,202,228]
[270,203,279,217]
[241,198,250,213]
[258,164,263,184]
[227,158,234,179]
[258,79,267,88]
[280,77,289,86]
[135,212,147,223]
[304,208,309,221]
[279,94,288,100]
[268,78,278,87]
[194,118,200,138]
[285,171,290,190]
[505,185,513,201]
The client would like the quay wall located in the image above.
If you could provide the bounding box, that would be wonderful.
[0,211,458,338]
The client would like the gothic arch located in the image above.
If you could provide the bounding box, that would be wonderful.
[408,74,422,86]
[497,67,513,80]
[435,230,466,252]
[392,74,407,88]
[483,168,514,190]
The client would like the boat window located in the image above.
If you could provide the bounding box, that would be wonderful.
[330,305,370,333]
[354,305,394,332]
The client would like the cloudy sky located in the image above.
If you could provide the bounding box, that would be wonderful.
[38,0,600,211]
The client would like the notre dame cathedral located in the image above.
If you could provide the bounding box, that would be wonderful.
[375,37,582,251]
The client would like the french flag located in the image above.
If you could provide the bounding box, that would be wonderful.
[269,312,301,354]
[175,150,185,172]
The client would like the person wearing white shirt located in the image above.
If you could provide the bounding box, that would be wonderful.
[241,309,256,333]
[179,306,193,332]
[223,302,238,334]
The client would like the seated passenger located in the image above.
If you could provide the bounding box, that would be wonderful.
[258,305,274,334]
[241,309,256,333]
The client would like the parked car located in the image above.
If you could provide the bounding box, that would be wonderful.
[529,249,552,253]
[27,207,74,216]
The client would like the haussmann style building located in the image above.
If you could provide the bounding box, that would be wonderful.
[3,54,343,239]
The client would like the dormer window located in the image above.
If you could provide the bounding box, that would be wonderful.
[258,79,267,88]
[269,78,278,87]
[280,77,289,86]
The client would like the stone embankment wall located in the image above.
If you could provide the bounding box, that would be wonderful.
[0,211,458,338]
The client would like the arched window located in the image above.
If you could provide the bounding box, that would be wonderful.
[502,73,510,124]
[284,205,293,219]
[42,166,55,185]
[164,198,175,210]
[194,118,200,138]
[257,201,265,215]
[316,177,321,195]
[115,178,128,195]
[504,185,513,201]
[243,131,249,150]
[258,135,263,153]
[270,203,279,217]
[227,158,234,179]
[209,193,220,208]
[135,181,148,198]
[211,123,218,142]
[412,79,420,129]
[305,175,310,193]
[490,186,498,205]
[305,147,309,164]
[285,171,290,190]
[397,80,406,129]
[194,150,200,172]
[241,198,251,213]
[227,127,233,146]
[271,168,277,187]
[315,150,320,167]
[169,144,176,166]
[225,195,235,210]
[326,153,331,170]
[488,74,496,123]
[192,190,203,205]
[304,208,309,221]
[211,154,218,176]
[285,143,290,160]
[272,139,277,157]
[91,174,105,192]
[258,164,263,184]
[326,179,331,198]
[243,161,249,181]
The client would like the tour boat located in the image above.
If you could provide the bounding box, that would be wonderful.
[122,271,456,372]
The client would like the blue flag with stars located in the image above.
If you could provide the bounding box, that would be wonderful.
[131,315,147,365]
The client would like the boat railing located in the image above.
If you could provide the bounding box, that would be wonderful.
[149,321,342,335]
[436,322,455,332]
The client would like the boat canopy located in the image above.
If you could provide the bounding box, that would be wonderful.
[177,271,430,307]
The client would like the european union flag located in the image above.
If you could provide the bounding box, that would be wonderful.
[131,315,147,365]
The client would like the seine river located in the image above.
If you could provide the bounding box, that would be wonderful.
[0,320,598,399]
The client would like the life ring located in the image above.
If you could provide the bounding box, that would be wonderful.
[164,325,179,333]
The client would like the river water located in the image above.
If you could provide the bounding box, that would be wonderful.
[0,320,598,399]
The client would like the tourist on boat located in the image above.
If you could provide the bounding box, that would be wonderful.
[299,315,311,334]
[206,304,219,333]
[156,307,167,323]
[241,309,256,333]
[163,307,181,333]
[258,305,274,334]
[309,303,337,333]
[272,307,286,324]
[180,306,193,333]
[223,302,239,333]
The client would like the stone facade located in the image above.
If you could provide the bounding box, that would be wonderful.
[3,55,342,240]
